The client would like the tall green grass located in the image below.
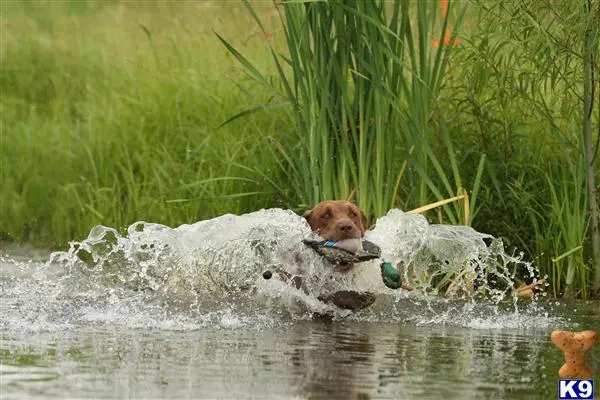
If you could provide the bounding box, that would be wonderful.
[1,1,290,245]
[1,0,598,298]
[506,150,590,298]
[218,0,482,226]
[446,0,599,297]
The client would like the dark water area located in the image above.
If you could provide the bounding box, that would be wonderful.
[2,314,599,400]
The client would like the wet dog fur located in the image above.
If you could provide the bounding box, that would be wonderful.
[303,200,376,312]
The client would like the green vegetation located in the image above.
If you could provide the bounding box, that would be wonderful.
[1,1,290,243]
[1,0,598,298]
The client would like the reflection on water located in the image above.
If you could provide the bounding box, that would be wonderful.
[2,318,599,400]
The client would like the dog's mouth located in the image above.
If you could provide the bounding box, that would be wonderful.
[345,231,362,239]
[318,229,361,242]
[314,226,362,242]
[334,232,362,241]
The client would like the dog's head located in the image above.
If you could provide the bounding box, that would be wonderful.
[304,200,367,241]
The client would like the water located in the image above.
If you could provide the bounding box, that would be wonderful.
[1,208,599,399]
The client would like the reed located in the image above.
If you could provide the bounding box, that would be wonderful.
[448,0,599,298]
[219,0,468,225]
[546,156,590,299]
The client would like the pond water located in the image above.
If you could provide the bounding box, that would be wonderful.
[1,209,599,399]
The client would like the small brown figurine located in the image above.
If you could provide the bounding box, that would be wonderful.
[551,329,598,379]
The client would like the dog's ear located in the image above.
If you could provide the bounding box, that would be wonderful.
[303,208,313,221]
[303,207,320,232]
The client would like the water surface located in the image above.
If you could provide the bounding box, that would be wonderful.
[2,309,599,400]
[1,209,599,399]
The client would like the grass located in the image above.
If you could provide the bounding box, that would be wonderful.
[446,0,600,298]
[1,1,291,244]
[1,0,599,298]
[218,0,485,228]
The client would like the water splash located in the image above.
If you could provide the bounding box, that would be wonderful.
[367,209,545,301]
[1,208,559,333]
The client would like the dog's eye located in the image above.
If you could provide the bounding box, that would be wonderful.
[349,211,357,218]
[321,212,331,220]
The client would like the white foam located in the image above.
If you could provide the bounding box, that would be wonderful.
[1,207,562,332]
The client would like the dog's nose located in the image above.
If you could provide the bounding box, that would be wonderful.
[338,221,354,233]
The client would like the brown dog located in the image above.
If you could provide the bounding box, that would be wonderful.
[303,200,367,242]
[302,200,376,312]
